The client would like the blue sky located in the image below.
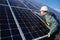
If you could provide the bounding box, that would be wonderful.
[39,0,60,12]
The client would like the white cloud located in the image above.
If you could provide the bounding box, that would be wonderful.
[54,8,60,12]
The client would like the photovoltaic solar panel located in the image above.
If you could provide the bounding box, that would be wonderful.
[0,0,8,5]
[0,0,51,40]
[12,7,50,40]
[9,0,27,8]
[0,5,22,40]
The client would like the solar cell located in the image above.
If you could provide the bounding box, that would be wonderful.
[8,0,27,8]
[0,0,8,5]
[0,5,22,40]
[23,0,38,11]
[12,7,50,40]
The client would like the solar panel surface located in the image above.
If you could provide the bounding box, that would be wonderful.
[0,0,8,5]
[23,0,38,11]
[9,0,27,8]
[0,5,22,40]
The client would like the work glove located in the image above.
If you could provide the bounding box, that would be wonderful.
[33,11,38,15]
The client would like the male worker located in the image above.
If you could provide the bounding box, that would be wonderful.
[34,6,58,35]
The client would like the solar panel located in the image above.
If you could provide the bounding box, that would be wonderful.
[12,7,50,40]
[8,0,27,8]
[0,5,22,40]
[0,0,8,5]
[0,0,51,40]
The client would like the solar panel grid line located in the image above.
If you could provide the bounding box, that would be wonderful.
[1,33,20,40]
[18,0,33,11]
[24,0,40,10]
[18,0,29,9]
[14,8,34,39]
[1,35,12,39]
[0,0,33,11]
[25,0,39,10]
[19,0,35,14]
[5,7,14,40]
[22,0,38,11]
[11,6,30,10]
[1,28,18,32]
[0,4,8,6]
[28,0,40,9]
[9,0,27,8]
[0,4,31,11]
[7,0,26,40]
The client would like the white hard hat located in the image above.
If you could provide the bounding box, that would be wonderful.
[40,6,48,11]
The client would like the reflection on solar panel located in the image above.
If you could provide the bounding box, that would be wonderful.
[0,5,22,40]
[0,0,50,40]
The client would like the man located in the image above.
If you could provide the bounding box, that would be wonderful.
[34,6,58,35]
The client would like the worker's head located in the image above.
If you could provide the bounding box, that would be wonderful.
[40,6,48,16]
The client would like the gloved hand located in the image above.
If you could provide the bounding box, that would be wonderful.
[33,11,38,15]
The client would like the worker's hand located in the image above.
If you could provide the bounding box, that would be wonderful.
[33,11,37,15]
[48,32,50,37]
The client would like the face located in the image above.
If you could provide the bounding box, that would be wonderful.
[40,10,46,16]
